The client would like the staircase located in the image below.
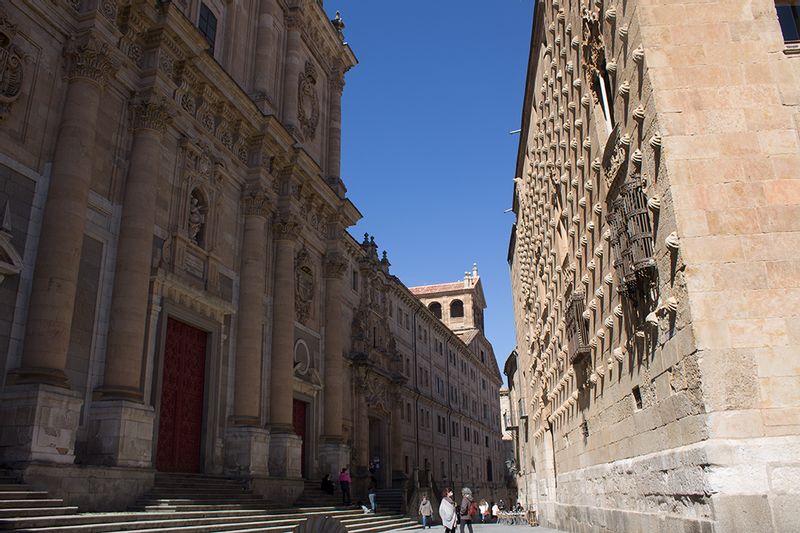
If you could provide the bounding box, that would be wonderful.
[0,473,419,532]
[0,471,78,522]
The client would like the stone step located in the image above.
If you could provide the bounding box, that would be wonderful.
[0,491,49,500]
[0,485,33,492]
[0,500,68,510]
[0,510,411,533]
[0,506,78,518]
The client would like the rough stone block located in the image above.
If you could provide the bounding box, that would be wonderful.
[85,400,155,468]
[224,426,270,477]
[268,432,302,479]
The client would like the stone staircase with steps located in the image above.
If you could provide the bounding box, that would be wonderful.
[0,472,419,533]
[0,471,78,523]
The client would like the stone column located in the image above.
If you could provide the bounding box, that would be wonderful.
[252,0,282,113]
[86,94,172,467]
[319,251,350,477]
[326,68,344,188]
[225,186,271,477]
[268,214,302,478]
[390,392,405,486]
[281,13,303,138]
[0,36,117,466]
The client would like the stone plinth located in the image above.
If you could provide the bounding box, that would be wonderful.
[0,384,82,464]
[250,476,304,506]
[224,426,270,477]
[86,400,155,468]
[318,440,350,480]
[268,431,302,479]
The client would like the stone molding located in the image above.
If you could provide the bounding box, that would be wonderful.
[297,61,320,141]
[63,34,119,88]
[129,94,173,135]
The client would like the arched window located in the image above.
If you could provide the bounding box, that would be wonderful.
[450,299,464,318]
[428,302,442,319]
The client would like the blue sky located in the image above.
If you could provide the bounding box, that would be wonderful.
[325,1,534,377]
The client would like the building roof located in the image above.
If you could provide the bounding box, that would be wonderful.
[409,280,469,296]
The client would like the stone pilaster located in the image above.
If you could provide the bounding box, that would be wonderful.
[225,186,271,477]
[322,251,347,440]
[13,34,118,388]
[326,67,344,192]
[252,0,282,113]
[268,213,301,476]
[96,93,172,401]
[86,93,170,467]
[390,393,405,484]
[281,13,303,139]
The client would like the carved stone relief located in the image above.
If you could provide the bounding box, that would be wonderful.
[297,61,320,141]
[0,7,24,122]
[295,246,315,324]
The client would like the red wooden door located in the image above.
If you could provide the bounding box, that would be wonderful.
[157,317,207,473]
[292,399,307,478]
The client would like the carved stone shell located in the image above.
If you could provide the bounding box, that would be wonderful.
[293,516,348,533]
[665,231,680,251]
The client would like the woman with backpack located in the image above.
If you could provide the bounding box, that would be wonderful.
[459,487,477,533]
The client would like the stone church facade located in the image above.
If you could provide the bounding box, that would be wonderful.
[507,0,800,532]
[0,0,505,511]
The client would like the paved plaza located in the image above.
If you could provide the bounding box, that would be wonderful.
[392,524,564,532]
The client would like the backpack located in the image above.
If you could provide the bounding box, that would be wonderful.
[467,501,479,516]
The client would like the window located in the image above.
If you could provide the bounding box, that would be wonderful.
[777,1,800,41]
[429,301,442,319]
[198,4,218,53]
[632,386,643,410]
[450,299,464,318]
[352,270,359,291]
[405,455,409,474]
[480,350,485,363]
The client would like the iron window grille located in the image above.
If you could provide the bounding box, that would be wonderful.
[566,288,591,363]
[609,174,656,297]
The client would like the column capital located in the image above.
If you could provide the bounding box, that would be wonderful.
[63,34,119,87]
[129,93,174,135]
[273,213,302,242]
[242,186,272,218]
[324,251,349,279]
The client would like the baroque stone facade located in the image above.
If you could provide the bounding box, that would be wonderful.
[0,0,507,512]
[507,1,800,532]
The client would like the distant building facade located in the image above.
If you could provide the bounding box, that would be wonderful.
[507,1,800,532]
[0,0,506,513]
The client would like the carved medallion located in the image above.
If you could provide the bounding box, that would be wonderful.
[297,61,319,141]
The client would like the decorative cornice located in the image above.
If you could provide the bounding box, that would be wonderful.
[129,94,174,134]
[63,34,119,87]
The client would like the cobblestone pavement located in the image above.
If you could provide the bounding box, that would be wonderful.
[391,523,565,532]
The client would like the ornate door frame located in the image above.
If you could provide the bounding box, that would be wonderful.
[151,298,225,474]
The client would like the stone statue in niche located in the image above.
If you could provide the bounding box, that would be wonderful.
[188,190,206,246]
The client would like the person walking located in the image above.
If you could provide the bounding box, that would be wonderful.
[459,487,476,533]
[438,487,458,533]
[418,494,433,529]
[367,476,378,513]
[338,467,351,506]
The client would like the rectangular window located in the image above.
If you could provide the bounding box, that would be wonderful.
[777,1,800,42]
[198,3,218,53]
[352,270,359,291]
[404,455,409,474]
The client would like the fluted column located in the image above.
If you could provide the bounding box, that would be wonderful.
[322,252,348,438]
[224,186,272,476]
[14,36,117,387]
[96,95,172,401]
[233,188,271,424]
[282,12,303,137]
